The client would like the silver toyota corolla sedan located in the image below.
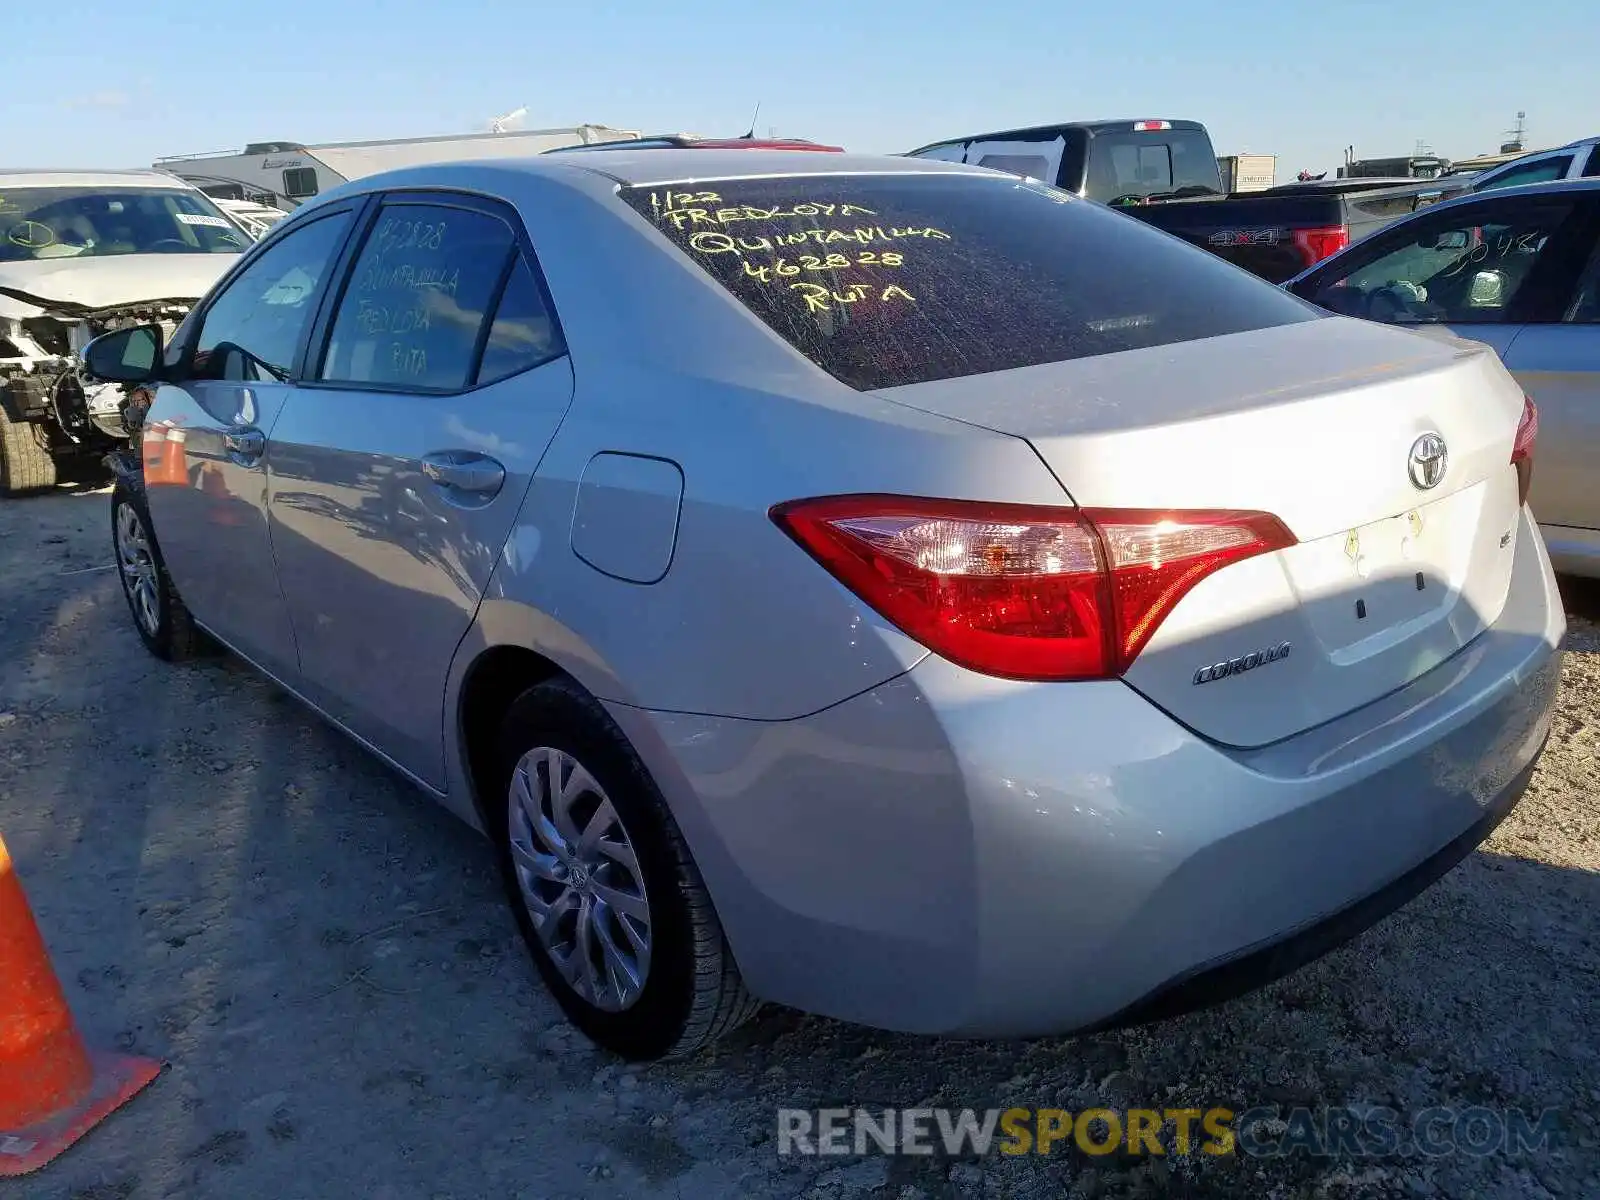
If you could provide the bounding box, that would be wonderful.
[81,150,1564,1062]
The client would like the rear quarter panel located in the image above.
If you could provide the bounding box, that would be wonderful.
[446,163,1078,721]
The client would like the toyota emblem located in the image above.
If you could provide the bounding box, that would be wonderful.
[1408,432,1448,490]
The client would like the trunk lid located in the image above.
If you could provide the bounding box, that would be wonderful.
[874,316,1529,747]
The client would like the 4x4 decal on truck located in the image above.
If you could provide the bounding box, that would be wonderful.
[1209,229,1281,247]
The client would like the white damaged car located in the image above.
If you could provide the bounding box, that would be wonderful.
[0,170,248,495]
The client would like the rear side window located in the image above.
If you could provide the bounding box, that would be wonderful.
[905,143,968,164]
[320,203,515,391]
[619,173,1318,391]
[474,256,565,386]
[975,154,1053,180]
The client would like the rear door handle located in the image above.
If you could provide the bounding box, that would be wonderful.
[421,451,506,497]
[223,426,265,461]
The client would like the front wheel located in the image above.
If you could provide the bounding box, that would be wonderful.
[0,403,57,496]
[493,679,761,1061]
[111,482,214,661]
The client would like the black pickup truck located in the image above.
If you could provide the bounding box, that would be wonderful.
[1122,175,1472,282]
[903,119,1472,283]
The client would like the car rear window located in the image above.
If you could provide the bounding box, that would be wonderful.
[1085,129,1222,203]
[618,172,1319,391]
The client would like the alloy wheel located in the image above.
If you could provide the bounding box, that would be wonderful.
[115,502,160,637]
[507,746,652,1011]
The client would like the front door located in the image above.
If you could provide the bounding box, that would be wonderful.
[1291,192,1586,337]
[144,206,357,679]
[265,193,574,786]
[1499,235,1600,532]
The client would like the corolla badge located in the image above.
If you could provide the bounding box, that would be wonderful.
[1408,432,1448,491]
[1192,641,1291,685]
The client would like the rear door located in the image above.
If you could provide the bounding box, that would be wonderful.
[1497,206,1600,531]
[264,190,573,788]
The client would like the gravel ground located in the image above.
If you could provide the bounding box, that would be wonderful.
[2,484,1597,1200]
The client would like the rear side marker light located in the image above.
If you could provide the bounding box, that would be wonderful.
[1512,394,1538,507]
[771,495,1297,682]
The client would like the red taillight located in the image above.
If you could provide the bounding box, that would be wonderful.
[1512,394,1538,506]
[1132,120,1173,131]
[770,496,1297,682]
[1292,224,1350,267]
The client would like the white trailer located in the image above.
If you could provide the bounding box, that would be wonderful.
[1217,153,1277,192]
[154,124,643,211]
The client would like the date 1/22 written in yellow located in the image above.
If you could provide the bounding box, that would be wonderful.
[742,252,904,282]
[792,281,915,313]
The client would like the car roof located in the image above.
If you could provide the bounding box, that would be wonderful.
[0,168,197,190]
[565,149,988,185]
[1469,137,1600,174]
[324,150,993,195]
[1426,175,1600,211]
[548,135,844,154]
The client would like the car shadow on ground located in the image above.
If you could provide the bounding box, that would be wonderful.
[0,488,1595,1199]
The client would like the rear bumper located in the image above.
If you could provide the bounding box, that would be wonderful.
[610,506,1564,1036]
[1081,744,1541,1033]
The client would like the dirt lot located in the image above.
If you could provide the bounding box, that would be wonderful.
[2,484,1597,1200]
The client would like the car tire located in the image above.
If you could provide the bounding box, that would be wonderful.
[492,678,761,1061]
[111,480,214,662]
[0,404,58,496]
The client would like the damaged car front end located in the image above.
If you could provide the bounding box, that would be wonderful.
[0,171,245,494]
[2,286,193,439]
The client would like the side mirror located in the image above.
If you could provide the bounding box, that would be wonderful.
[1429,231,1470,251]
[81,324,164,384]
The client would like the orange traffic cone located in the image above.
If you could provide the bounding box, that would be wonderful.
[0,834,162,1176]
[141,423,187,488]
[163,427,190,488]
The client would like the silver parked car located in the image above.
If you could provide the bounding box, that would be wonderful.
[82,151,1563,1061]
[1467,136,1600,193]
[1286,178,1600,576]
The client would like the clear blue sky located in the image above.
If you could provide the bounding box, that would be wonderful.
[8,0,1593,180]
